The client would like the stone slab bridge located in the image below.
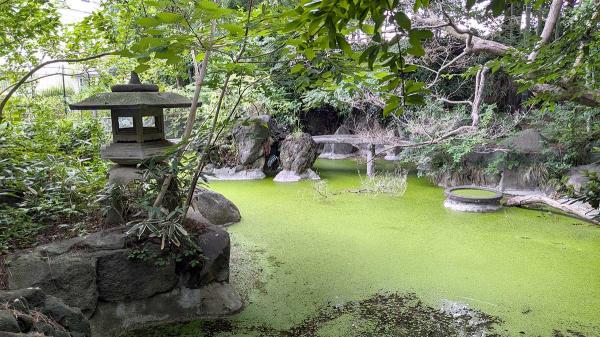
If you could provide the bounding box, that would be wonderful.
[312,134,411,176]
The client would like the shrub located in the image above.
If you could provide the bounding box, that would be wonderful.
[359,172,408,197]
[0,114,109,253]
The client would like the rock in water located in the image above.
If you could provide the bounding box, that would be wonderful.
[233,115,271,169]
[273,169,320,182]
[274,133,320,182]
[204,115,270,181]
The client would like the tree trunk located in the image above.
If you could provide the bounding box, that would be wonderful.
[505,195,599,224]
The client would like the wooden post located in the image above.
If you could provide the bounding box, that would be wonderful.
[366,143,375,178]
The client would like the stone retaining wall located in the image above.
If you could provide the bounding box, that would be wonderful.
[4,226,242,337]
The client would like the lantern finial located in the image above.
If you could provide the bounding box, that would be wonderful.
[129,72,142,84]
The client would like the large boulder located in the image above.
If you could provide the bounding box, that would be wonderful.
[190,189,241,226]
[320,125,357,159]
[205,115,271,181]
[274,133,320,182]
[233,115,271,169]
[95,246,178,302]
[280,133,318,173]
[504,129,544,154]
[181,225,231,288]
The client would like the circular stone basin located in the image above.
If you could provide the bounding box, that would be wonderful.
[444,185,503,212]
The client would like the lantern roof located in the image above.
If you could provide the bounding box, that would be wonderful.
[69,72,192,110]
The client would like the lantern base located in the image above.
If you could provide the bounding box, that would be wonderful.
[101,140,176,165]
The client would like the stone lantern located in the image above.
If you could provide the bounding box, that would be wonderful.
[69,72,192,165]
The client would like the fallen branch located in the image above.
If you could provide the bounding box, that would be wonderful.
[504,194,599,224]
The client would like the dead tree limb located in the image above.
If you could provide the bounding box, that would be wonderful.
[504,194,599,224]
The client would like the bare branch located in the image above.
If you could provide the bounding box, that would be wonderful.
[427,50,468,88]
[436,97,473,106]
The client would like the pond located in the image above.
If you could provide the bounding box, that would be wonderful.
[135,159,600,336]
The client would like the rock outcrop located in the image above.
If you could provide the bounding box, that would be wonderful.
[5,226,242,337]
[189,188,241,226]
[0,287,91,337]
[274,133,320,182]
[234,115,270,169]
[205,115,271,180]
[504,129,544,154]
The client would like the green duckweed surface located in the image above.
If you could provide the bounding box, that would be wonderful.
[450,188,499,198]
[143,159,600,336]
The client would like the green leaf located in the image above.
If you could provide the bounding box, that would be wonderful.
[326,16,337,48]
[195,52,206,62]
[413,0,429,11]
[407,29,432,57]
[155,12,183,24]
[367,47,378,70]
[405,81,425,95]
[406,44,425,57]
[383,95,402,117]
[136,17,160,27]
[309,19,322,35]
[290,63,304,74]
[405,94,425,105]
[138,36,166,49]
[134,63,150,74]
[361,24,374,35]
[221,23,244,35]
[336,34,352,54]
[195,0,235,17]
[409,29,433,41]
[394,12,411,31]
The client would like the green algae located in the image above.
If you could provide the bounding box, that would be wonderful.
[132,159,600,337]
[450,188,499,198]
